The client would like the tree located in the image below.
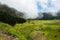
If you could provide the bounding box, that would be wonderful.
[56,11,60,19]
[16,12,25,18]
[0,4,26,26]
[42,12,54,20]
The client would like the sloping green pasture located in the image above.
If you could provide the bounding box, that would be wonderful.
[0,20,60,40]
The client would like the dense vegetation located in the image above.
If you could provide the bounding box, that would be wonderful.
[0,4,26,26]
[0,20,60,40]
[36,12,60,20]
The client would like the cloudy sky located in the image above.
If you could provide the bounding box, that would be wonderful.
[0,0,60,18]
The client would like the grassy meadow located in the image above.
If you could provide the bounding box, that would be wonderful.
[0,20,60,40]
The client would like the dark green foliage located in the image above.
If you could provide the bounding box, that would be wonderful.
[0,4,26,26]
[54,35,57,38]
[56,11,60,19]
[41,12,55,20]
[27,36,33,40]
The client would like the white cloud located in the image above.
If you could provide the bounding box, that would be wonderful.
[46,0,60,15]
[52,0,60,10]
[37,0,60,12]
[0,0,38,19]
[0,0,60,18]
[36,0,48,9]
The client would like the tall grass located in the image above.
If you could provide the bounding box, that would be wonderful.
[0,20,60,40]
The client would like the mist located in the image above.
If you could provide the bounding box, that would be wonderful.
[0,0,60,19]
[0,0,38,19]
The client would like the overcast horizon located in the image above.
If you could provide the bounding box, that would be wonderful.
[0,0,60,19]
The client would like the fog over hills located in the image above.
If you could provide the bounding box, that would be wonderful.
[0,0,60,19]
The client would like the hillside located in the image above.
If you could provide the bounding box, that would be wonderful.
[0,20,60,40]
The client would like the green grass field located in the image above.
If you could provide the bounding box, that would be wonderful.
[0,20,60,40]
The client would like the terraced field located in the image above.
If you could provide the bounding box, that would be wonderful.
[0,20,60,40]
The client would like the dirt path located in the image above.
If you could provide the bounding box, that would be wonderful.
[0,31,19,40]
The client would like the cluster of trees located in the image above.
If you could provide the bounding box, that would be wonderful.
[56,11,60,19]
[0,3,26,26]
[36,12,60,20]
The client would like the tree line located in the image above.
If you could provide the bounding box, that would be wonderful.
[0,3,26,26]
[36,12,60,20]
